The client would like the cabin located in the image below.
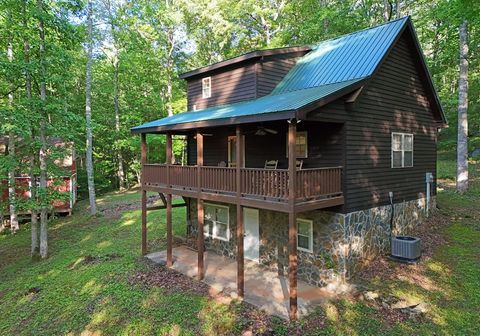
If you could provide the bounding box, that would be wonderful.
[0,138,77,217]
[131,17,446,319]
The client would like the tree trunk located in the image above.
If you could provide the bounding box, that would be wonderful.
[85,0,97,214]
[8,134,19,233]
[24,0,39,257]
[7,26,19,233]
[383,0,391,22]
[395,0,402,19]
[113,57,125,189]
[105,1,125,190]
[165,28,174,117]
[30,142,39,258]
[456,20,468,193]
[37,0,48,259]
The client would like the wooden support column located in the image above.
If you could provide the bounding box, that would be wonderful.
[288,120,298,320]
[141,133,147,255]
[235,126,244,298]
[166,133,173,267]
[196,131,204,280]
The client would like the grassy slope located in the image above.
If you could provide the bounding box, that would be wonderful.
[0,180,479,335]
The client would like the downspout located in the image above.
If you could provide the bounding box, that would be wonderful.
[389,191,394,240]
[426,172,433,217]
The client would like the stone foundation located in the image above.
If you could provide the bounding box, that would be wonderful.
[186,196,436,287]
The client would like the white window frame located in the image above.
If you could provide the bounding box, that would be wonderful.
[202,77,211,99]
[297,218,313,253]
[204,203,230,241]
[391,132,414,168]
[286,131,308,158]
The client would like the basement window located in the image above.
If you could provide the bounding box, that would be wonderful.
[202,77,211,98]
[392,133,413,168]
[204,203,230,241]
[297,219,313,253]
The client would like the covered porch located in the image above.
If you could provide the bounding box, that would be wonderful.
[146,246,345,319]
[142,120,345,213]
[137,118,345,320]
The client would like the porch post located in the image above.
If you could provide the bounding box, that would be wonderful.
[196,131,204,280]
[235,126,244,298]
[288,120,298,320]
[141,133,147,255]
[166,132,173,267]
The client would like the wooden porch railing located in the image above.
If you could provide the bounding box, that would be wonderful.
[296,167,343,200]
[240,168,289,199]
[143,164,342,202]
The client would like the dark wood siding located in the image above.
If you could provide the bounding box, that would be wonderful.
[187,121,343,169]
[187,62,257,111]
[337,32,437,213]
[256,55,302,97]
[186,52,308,110]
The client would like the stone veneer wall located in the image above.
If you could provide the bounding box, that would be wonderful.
[186,197,436,287]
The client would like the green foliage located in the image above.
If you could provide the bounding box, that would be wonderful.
[1,183,479,334]
[3,0,478,198]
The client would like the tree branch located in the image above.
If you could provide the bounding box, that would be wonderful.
[1,85,22,99]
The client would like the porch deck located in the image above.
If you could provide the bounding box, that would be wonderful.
[146,246,345,318]
[143,164,344,212]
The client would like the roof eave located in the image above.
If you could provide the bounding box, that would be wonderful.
[130,110,297,134]
[179,46,312,79]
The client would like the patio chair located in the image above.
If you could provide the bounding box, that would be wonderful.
[296,160,304,170]
[264,160,278,169]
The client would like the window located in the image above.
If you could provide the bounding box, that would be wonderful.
[202,77,211,98]
[286,131,308,158]
[204,203,229,241]
[392,133,413,168]
[297,219,313,253]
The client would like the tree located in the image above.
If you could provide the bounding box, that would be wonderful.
[103,0,126,189]
[6,8,19,233]
[456,19,468,193]
[85,0,97,215]
[22,0,39,257]
[37,0,49,259]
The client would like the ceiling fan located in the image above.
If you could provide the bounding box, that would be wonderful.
[254,126,278,136]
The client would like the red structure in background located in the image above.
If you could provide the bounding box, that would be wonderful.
[0,138,77,216]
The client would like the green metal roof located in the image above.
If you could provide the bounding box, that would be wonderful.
[131,79,364,133]
[132,16,445,133]
[273,17,408,94]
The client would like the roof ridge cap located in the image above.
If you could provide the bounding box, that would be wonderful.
[311,16,409,50]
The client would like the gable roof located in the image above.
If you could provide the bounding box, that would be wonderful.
[132,17,445,134]
[179,46,312,79]
[273,17,407,94]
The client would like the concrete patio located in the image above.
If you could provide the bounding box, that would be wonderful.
[146,246,342,318]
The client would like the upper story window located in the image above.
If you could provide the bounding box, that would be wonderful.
[286,131,308,158]
[392,132,413,168]
[202,77,211,98]
[204,203,229,241]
